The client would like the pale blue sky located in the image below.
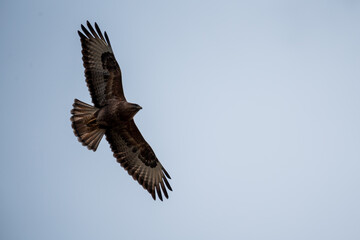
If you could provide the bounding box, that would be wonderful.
[1,0,360,239]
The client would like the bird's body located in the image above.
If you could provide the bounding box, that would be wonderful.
[70,21,172,201]
[96,99,141,127]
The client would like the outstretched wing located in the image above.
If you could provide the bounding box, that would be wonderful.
[78,21,125,107]
[105,120,172,200]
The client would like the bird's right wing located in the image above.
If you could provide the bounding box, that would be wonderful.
[78,21,126,107]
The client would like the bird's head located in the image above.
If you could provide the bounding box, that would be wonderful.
[130,103,142,112]
[126,102,142,118]
[119,101,142,120]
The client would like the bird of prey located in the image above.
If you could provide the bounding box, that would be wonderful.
[70,21,172,200]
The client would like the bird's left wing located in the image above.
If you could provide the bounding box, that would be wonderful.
[105,120,172,200]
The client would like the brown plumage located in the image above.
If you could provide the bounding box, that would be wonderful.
[70,21,172,201]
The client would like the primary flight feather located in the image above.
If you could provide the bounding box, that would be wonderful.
[70,21,172,201]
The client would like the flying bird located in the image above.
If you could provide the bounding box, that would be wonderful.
[70,21,172,200]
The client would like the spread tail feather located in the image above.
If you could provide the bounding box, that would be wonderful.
[70,99,105,151]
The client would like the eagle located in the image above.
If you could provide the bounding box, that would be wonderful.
[70,21,172,201]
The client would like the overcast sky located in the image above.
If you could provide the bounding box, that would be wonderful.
[1,0,360,239]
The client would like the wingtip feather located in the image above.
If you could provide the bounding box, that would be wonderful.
[151,189,156,200]
[160,181,169,199]
[104,31,111,47]
[162,167,171,179]
[163,177,172,191]
[86,21,98,38]
[81,24,93,38]
[78,30,86,39]
[156,184,163,201]
[94,22,105,40]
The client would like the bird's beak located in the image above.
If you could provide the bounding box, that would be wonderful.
[131,103,142,110]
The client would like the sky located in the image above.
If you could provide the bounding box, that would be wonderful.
[1,0,360,239]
